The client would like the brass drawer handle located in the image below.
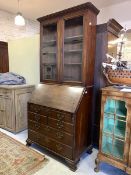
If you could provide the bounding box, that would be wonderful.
[57,113,64,120]
[56,132,64,139]
[57,123,64,129]
[44,126,50,132]
[34,115,40,121]
[56,144,63,151]
[35,123,40,129]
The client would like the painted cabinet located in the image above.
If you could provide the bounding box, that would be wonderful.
[95,86,131,174]
[0,85,34,133]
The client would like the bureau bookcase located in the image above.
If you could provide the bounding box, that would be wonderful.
[26,2,99,171]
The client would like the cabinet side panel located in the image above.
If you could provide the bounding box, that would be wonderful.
[83,10,97,86]
[75,88,93,159]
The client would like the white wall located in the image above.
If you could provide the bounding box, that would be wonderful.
[98,0,131,28]
[8,35,40,85]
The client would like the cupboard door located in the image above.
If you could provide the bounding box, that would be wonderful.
[101,97,129,162]
[0,96,5,127]
[4,97,15,131]
[41,22,58,81]
[63,16,83,82]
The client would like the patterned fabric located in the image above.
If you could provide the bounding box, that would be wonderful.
[0,132,48,175]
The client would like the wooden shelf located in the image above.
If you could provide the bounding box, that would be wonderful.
[43,40,56,46]
[42,63,56,66]
[64,49,82,53]
[64,35,83,43]
[64,63,82,65]
[43,52,56,55]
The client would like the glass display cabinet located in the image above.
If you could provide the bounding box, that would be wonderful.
[95,87,131,174]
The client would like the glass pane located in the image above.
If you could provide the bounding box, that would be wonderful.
[104,99,115,114]
[116,101,127,117]
[64,16,83,82]
[102,134,113,155]
[103,114,114,134]
[112,138,124,159]
[42,23,57,80]
[114,119,126,139]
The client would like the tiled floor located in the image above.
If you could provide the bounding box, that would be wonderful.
[0,128,127,175]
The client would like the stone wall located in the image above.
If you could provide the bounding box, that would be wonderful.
[0,10,39,42]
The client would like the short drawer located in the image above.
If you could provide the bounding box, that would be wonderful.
[28,103,50,116]
[28,120,74,146]
[28,130,73,159]
[28,112,47,124]
[50,110,73,123]
[48,117,74,134]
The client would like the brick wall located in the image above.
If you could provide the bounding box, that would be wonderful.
[0,10,39,42]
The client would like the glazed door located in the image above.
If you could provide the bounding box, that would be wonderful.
[40,22,58,82]
[100,96,130,163]
[62,16,83,83]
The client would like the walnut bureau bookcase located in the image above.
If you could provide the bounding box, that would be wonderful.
[26,2,99,171]
[95,87,131,174]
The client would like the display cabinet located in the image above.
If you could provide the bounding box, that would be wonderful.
[37,2,99,86]
[92,19,123,147]
[95,87,131,174]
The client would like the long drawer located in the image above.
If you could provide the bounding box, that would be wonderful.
[28,129,73,159]
[28,112,74,134]
[28,120,73,146]
[28,103,73,123]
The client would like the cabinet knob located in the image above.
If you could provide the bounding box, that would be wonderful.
[35,123,40,129]
[56,132,64,139]
[56,144,63,151]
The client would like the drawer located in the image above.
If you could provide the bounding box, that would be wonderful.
[28,103,74,124]
[28,103,50,116]
[28,112,47,124]
[50,110,73,123]
[48,117,74,134]
[28,120,74,146]
[28,130,73,159]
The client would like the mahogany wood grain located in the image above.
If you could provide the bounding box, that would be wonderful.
[0,41,9,73]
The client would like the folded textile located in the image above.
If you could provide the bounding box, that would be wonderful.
[0,72,26,85]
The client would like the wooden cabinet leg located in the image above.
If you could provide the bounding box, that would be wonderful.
[65,159,77,171]
[26,139,32,147]
[94,158,100,172]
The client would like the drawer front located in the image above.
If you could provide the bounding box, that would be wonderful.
[50,111,73,123]
[48,117,74,134]
[28,103,50,116]
[28,120,74,146]
[28,103,73,124]
[28,112,47,124]
[28,130,73,159]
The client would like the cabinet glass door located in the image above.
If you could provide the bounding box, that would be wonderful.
[102,98,127,160]
[42,23,57,80]
[63,16,83,82]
